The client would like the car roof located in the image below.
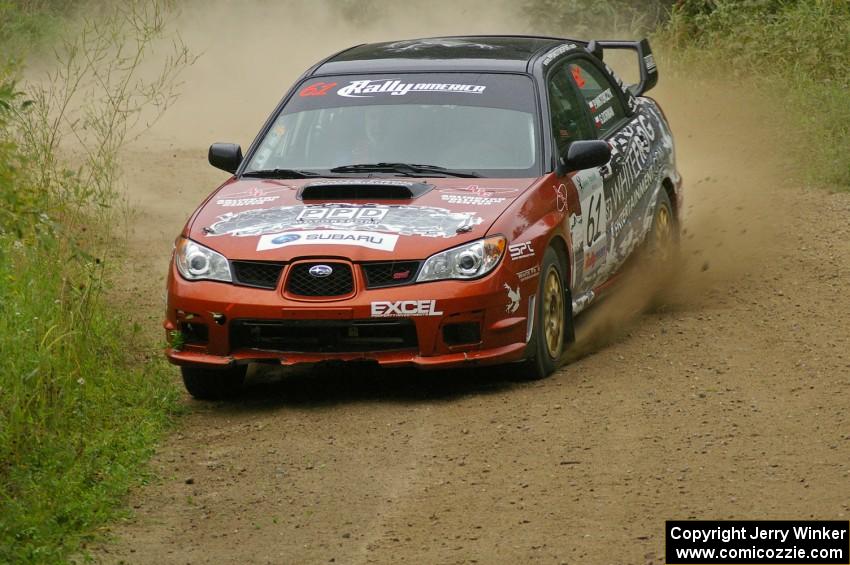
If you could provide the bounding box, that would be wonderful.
[312,35,585,75]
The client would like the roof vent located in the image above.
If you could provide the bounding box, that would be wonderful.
[299,180,432,200]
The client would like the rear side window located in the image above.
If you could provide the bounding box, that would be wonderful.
[567,60,626,138]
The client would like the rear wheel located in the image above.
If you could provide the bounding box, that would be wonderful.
[181,365,246,400]
[644,189,679,294]
[518,246,571,380]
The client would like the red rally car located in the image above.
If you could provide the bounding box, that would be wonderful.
[165,35,682,399]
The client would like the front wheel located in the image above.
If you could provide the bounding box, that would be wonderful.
[181,365,247,400]
[518,246,571,380]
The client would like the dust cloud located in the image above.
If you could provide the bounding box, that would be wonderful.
[145,0,532,147]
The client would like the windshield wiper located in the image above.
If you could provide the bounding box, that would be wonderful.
[242,168,323,179]
[329,162,481,178]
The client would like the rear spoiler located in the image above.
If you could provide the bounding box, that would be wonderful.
[585,38,658,96]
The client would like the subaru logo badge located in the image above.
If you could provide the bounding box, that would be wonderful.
[308,264,333,278]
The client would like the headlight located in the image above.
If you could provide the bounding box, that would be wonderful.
[416,236,506,282]
[175,237,232,282]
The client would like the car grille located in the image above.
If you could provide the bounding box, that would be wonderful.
[231,261,284,289]
[361,261,420,288]
[285,262,354,297]
[230,319,418,352]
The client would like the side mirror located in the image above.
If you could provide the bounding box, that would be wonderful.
[557,140,611,174]
[208,143,243,174]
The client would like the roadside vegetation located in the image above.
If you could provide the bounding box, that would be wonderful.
[527,0,850,188]
[0,1,191,562]
[1,0,847,562]
[659,0,850,188]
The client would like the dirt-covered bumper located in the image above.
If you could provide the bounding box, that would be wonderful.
[163,262,531,370]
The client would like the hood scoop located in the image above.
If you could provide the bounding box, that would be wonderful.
[299,179,432,201]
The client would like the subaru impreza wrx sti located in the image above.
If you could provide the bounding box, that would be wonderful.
[165,35,682,399]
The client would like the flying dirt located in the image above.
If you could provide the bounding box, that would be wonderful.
[94,2,850,563]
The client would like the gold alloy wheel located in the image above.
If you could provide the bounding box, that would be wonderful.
[542,266,564,359]
[654,204,673,265]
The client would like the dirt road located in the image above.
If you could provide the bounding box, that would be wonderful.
[93,46,850,565]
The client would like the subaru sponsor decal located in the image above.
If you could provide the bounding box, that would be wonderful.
[256,230,398,252]
[337,79,486,98]
[371,300,443,317]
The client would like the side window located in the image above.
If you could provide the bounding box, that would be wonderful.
[567,59,626,138]
[547,65,593,157]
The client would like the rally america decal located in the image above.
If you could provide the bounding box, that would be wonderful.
[206,203,482,238]
[257,230,398,252]
[371,300,443,317]
[337,79,486,98]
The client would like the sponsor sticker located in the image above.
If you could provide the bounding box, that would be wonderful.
[503,283,521,314]
[554,184,568,212]
[508,242,535,260]
[643,53,657,72]
[300,82,337,97]
[371,300,443,317]
[257,230,398,252]
[296,206,389,223]
[337,79,486,98]
[440,194,506,206]
[583,244,607,270]
[594,107,616,128]
[517,266,540,282]
[216,196,280,208]
[209,203,481,238]
[541,43,577,66]
[588,88,613,112]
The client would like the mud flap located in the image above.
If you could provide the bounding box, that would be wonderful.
[563,287,576,346]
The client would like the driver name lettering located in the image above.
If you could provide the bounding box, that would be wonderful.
[338,79,486,98]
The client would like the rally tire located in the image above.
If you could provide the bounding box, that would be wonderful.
[181,365,247,400]
[643,189,679,297]
[517,246,570,380]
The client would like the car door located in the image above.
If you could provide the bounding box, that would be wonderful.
[561,57,636,286]
[545,60,606,296]
[566,57,661,272]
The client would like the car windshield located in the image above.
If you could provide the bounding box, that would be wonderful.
[244,73,540,178]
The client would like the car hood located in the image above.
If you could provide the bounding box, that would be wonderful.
[189,177,538,262]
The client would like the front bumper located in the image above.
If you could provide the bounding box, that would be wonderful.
[164,261,533,370]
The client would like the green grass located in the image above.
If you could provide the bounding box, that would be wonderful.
[0,228,180,563]
[656,0,850,188]
[0,0,77,64]
[0,3,185,562]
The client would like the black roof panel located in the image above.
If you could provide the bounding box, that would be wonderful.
[314,36,579,75]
